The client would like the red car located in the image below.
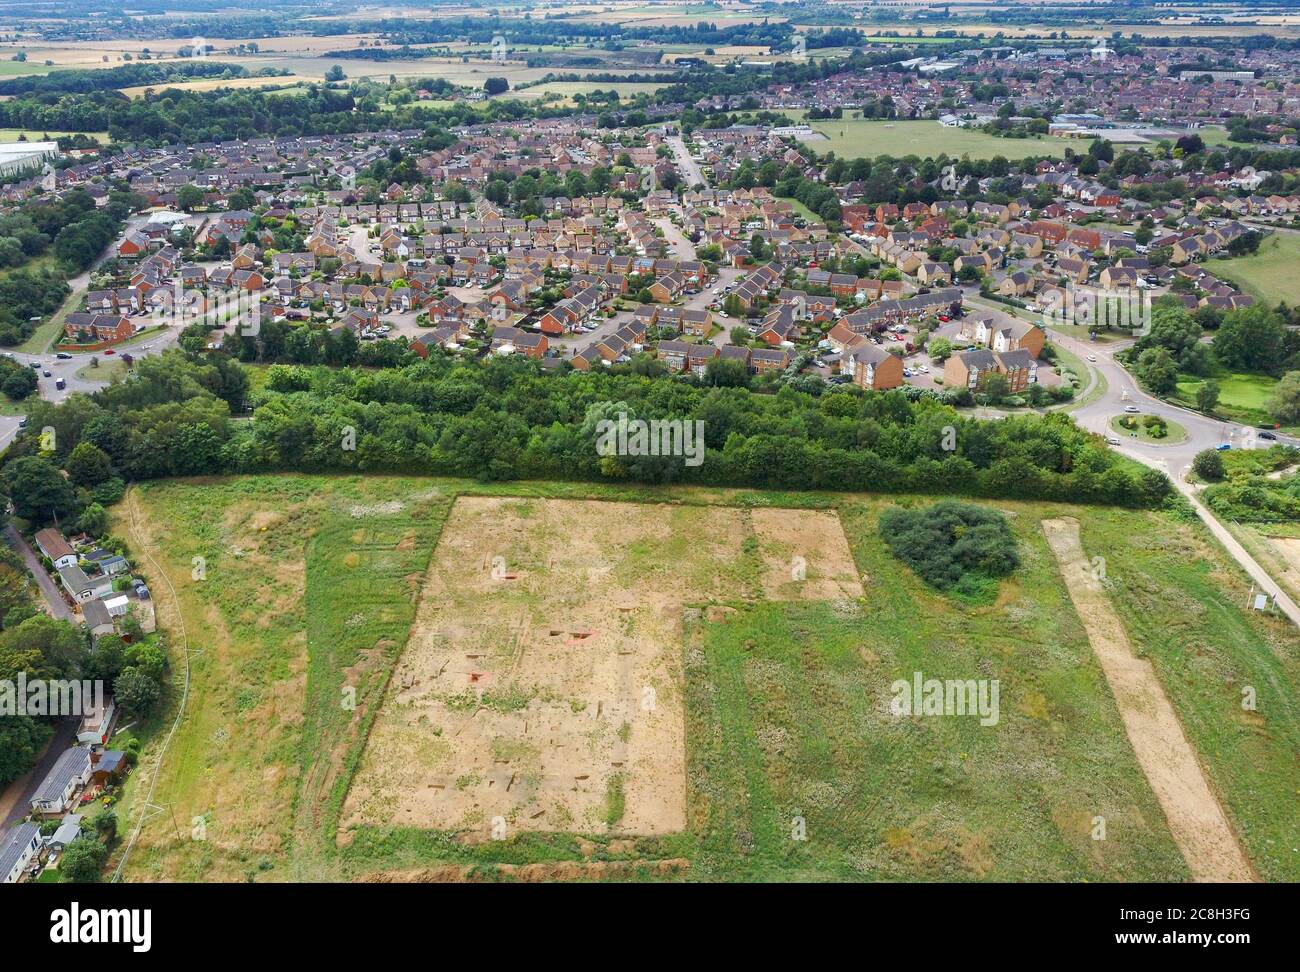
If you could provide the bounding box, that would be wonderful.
[104,348,116,355]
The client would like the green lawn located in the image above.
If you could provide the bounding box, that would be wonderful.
[1174,371,1280,428]
[792,117,1080,161]
[1213,232,1300,306]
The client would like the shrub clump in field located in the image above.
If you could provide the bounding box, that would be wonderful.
[879,501,1020,601]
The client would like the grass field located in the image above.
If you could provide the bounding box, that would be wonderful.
[1213,232,1300,306]
[0,129,107,144]
[108,476,1300,882]
[1174,371,1280,429]
[0,61,58,77]
[794,118,1079,161]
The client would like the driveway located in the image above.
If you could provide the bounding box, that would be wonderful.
[4,524,74,621]
[0,716,79,830]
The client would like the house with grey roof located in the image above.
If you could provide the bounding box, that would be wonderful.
[57,563,113,604]
[47,814,83,852]
[1,823,43,883]
[31,747,92,816]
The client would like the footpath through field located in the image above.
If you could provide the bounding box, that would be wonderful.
[1042,517,1255,883]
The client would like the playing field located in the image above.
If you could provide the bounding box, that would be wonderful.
[795,118,1079,161]
[1175,371,1279,428]
[108,476,1300,882]
[1213,232,1300,306]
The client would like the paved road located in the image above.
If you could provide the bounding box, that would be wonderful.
[667,135,707,189]
[0,716,79,830]
[4,523,73,621]
[654,214,697,261]
[965,294,1300,627]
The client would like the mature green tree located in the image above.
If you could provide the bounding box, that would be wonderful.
[1266,371,1300,425]
[1213,305,1286,374]
[3,454,76,523]
[176,183,204,212]
[66,441,112,487]
[1192,448,1226,481]
[113,667,162,717]
[58,837,108,883]
[1134,347,1179,396]
[1195,379,1220,414]
[0,715,51,785]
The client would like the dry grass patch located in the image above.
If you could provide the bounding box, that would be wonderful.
[343,496,861,840]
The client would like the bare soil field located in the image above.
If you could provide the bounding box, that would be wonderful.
[343,496,862,839]
[1042,517,1255,883]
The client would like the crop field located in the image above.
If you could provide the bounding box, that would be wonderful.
[505,80,669,103]
[0,129,107,143]
[117,76,311,98]
[794,118,1079,161]
[108,476,1300,882]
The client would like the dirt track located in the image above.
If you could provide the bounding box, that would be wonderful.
[1042,518,1255,883]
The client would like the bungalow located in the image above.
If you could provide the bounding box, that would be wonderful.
[57,563,113,604]
[116,230,150,258]
[34,529,77,569]
[82,599,115,638]
[77,693,116,747]
[30,747,92,817]
[1,823,43,883]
